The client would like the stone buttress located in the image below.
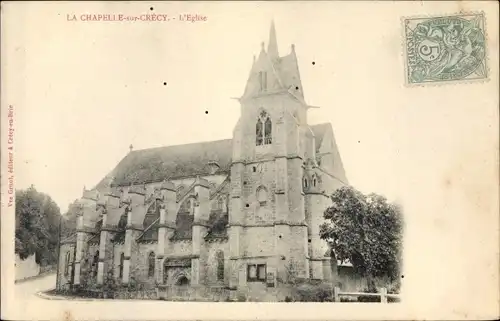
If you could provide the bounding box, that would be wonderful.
[96,190,122,285]
[74,189,100,286]
[156,180,177,284]
[191,177,210,286]
[122,185,147,284]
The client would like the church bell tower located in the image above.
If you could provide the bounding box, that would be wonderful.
[228,21,311,296]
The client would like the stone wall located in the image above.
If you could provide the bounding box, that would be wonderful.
[112,243,124,281]
[242,226,275,257]
[57,244,75,289]
[15,253,40,281]
[204,241,229,285]
[133,242,157,288]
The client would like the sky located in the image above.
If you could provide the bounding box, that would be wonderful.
[4,1,497,218]
[10,2,414,213]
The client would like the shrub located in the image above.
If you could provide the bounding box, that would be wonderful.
[357,287,380,303]
[294,282,333,302]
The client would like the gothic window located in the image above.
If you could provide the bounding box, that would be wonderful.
[312,174,318,187]
[259,71,268,91]
[148,252,155,277]
[118,211,127,230]
[179,196,196,215]
[257,186,268,206]
[256,110,272,146]
[303,177,308,189]
[264,117,272,144]
[93,250,99,277]
[64,252,71,276]
[176,185,186,201]
[119,253,125,279]
[256,119,263,146]
[217,196,226,211]
[216,251,224,281]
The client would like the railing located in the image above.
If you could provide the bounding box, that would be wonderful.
[333,287,400,303]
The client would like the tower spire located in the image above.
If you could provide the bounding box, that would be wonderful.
[267,20,279,59]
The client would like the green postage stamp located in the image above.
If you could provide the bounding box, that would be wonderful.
[404,13,487,85]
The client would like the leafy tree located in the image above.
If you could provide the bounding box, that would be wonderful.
[320,186,403,287]
[61,200,79,238]
[15,186,62,265]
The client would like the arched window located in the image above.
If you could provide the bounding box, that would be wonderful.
[119,253,125,279]
[256,119,263,146]
[312,174,318,187]
[264,117,272,144]
[93,250,99,277]
[118,211,127,230]
[303,177,308,189]
[179,196,196,215]
[257,186,268,206]
[256,110,272,146]
[64,252,71,276]
[148,252,155,277]
[216,251,224,281]
[217,196,225,211]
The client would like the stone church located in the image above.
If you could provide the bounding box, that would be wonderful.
[57,22,348,301]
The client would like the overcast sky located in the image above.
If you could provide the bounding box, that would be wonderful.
[7,1,495,217]
[3,1,499,317]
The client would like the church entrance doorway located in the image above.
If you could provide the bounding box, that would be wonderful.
[176,275,190,286]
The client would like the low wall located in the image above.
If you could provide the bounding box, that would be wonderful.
[158,285,230,302]
[15,254,40,281]
[113,289,158,300]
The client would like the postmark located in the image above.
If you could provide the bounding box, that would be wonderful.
[404,13,487,85]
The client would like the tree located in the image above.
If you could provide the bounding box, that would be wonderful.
[320,186,403,287]
[15,186,61,265]
[61,200,79,238]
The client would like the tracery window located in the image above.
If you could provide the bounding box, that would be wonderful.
[148,252,155,277]
[256,110,272,146]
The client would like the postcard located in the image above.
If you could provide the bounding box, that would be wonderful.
[1,1,498,320]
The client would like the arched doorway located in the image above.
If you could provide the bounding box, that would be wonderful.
[176,275,190,286]
[173,274,190,299]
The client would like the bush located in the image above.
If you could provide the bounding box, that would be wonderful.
[236,293,247,302]
[357,286,380,302]
[294,283,333,302]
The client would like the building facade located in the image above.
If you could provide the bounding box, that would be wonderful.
[57,22,348,301]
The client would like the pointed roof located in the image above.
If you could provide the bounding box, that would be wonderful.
[242,22,304,100]
[267,20,279,59]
